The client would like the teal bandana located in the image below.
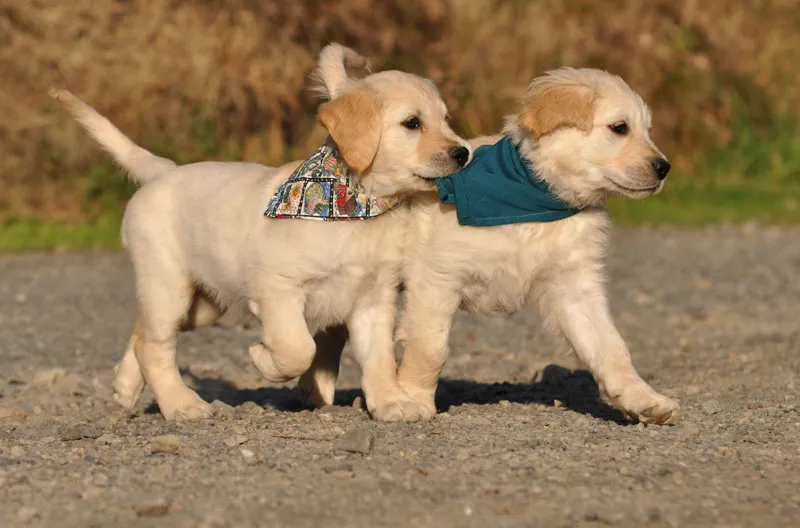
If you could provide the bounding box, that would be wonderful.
[435,136,581,226]
[265,138,399,221]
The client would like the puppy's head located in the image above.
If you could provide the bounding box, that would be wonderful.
[510,68,669,207]
[314,44,470,197]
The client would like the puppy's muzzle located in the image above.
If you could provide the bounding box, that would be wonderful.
[651,158,671,180]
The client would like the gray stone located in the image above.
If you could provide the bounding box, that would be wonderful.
[60,423,103,441]
[702,399,722,415]
[334,427,374,454]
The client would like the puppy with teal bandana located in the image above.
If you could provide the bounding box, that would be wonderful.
[302,67,682,427]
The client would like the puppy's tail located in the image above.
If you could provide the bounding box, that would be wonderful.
[49,88,176,185]
[309,43,370,101]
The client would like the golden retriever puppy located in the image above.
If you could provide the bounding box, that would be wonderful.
[305,68,681,425]
[51,43,470,422]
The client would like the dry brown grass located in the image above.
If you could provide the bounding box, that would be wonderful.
[1,0,798,220]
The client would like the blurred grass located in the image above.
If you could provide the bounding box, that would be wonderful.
[1,0,799,251]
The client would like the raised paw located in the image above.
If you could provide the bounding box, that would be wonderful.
[157,388,213,422]
[607,380,681,425]
[112,362,145,411]
[369,397,436,422]
[248,343,293,383]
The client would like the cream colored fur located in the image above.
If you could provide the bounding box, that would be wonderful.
[306,68,681,425]
[51,43,469,422]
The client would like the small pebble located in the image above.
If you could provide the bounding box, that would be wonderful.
[0,407,27,421]
[211,400,236,420]
[352,396,364,410]
[224,435,247,448]
[60,424,103,442]
[334,427,374,455]
[150,435,180,455]
[134,498,171,517]
[17,506,39,523]
[31,368,66,387]
[702,399,722,415]
[237,401,264,415]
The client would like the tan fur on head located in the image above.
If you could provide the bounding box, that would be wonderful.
[318,85,382,173]
[518,69,597,138]
[506,67,669,208]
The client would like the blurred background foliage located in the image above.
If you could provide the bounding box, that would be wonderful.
[1,0,799,250]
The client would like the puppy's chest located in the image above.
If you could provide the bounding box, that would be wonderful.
[459,252,538,315]
[303,253,400,327]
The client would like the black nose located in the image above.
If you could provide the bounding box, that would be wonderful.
[652,158,671,180]
[449,146,470,168]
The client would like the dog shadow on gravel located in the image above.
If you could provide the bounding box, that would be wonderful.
[436,365,630,424]
[141,370,363,414]
[150,365,628,424]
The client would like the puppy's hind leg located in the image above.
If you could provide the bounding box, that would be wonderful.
[297,325,348,408]
[112,319,146,410]
[132,256,213,421]
[111,293,226,412]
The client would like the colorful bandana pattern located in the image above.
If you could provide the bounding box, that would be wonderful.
[264,138,398,221]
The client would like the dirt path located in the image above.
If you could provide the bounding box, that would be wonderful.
[1,226,799,527]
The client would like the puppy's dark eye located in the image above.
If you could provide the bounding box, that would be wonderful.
[609,121,628,135]
[402,117,421,130]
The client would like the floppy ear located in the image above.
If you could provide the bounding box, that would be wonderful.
[318,86,382,173]
[518,81,596,138]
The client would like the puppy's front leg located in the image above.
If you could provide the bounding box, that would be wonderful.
[347,280,430,422]
[539,272,681,425]
[396,276,461,419]
[248,285,316,383]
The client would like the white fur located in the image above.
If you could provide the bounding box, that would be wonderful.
[52,44,470,422]
[308,68,681,425]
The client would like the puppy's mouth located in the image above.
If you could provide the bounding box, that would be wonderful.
[412,172,437,180]
[606,178,662,196]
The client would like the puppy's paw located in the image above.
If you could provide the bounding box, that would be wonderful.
[112,363,145,410]
[397,382,438,419]
[158,389,213,422]
[248,343,293,383]
[608,381,681,425]
[369,398,435,422]
[297,370,336,408]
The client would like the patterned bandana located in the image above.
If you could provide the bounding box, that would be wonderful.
[264,138,398,221]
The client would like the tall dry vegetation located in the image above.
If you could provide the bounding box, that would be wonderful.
[1,0,798,220]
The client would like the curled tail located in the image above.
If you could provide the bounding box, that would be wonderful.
[49,88,176,185]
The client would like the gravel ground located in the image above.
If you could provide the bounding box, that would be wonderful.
[1,226,799,527]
